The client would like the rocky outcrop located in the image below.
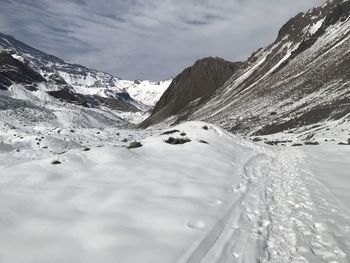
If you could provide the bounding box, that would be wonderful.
[140,57,241,127]
[0,52,44,90]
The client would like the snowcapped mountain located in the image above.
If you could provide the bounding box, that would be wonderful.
[145,0,350,142]
[122,79,172,107]
[0,32,170,127]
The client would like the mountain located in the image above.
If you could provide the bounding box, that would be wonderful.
[0,33,170,127]
[141,57,241,127]
[1,1,350,262]
[145,0,350,140]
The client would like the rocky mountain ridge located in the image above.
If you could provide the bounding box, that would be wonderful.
[141,57,241,127]
[147,0,350,141]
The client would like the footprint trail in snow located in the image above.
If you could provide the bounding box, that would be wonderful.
[193,148,350,263]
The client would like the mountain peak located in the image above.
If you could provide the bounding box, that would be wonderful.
[140,57,242,127]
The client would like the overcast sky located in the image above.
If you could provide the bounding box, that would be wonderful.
[0,0,324,80]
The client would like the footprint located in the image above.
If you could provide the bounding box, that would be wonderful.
[232,252,240,259]
[209,199,223,206]
[313,223,326,233]
[232,183,247,193]
[297,247,309,254]
[187,220,205,230]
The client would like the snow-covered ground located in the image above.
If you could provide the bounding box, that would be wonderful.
[0,121,349,262]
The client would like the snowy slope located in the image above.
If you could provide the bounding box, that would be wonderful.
[0,121,349,262]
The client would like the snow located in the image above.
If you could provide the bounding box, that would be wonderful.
[0,121,349,262]
[121,79,172,107]
[260,41,299,79]
[117,111,151,124]
[11,53,25,63]
[0,121,257,263]
[303,144,350,212]
[57,71,171,107]
[308,19,324,35]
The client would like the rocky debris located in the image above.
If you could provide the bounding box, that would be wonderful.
[198,140,209,144]
[164,137,191,145]
[264,140,292,146]
[91,95,140,112]
[202,126,209,130]
[338,139,350,145]
[264,141,279,146]
[127,142,143,149]
[48,73,67,85]
[161,129,180,135]
[304,141,320,146]
[51,160,61,165]
[47,87,89,107]
[291,143,303,147]
[24,84,39,91]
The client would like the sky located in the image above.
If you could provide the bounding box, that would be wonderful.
[0,0,324,80]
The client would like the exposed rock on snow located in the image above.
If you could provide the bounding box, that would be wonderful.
[164,137,191,145]
[0,121,349,263]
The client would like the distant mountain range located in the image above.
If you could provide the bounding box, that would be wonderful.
[0,32,171,127]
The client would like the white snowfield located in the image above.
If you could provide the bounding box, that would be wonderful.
[0,121,349,263]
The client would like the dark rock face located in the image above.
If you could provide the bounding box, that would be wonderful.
[47,88,89,107]
[164,137,191,145]
[141,57,241,127]
[91,95,139,112]
[127,142,143,149]
[0,52,44,90]
[160,129,180,135]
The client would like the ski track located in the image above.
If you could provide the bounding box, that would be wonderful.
[186,148,350,263]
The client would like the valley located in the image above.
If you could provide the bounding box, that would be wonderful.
[0,0,349,262]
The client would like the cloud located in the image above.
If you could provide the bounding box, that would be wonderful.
[0,0,324,80]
